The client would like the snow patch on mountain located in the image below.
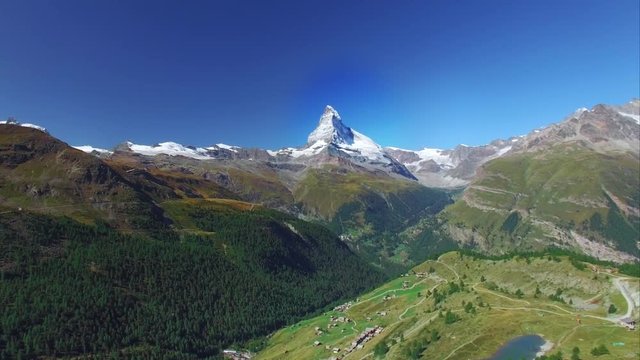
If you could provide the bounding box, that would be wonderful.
[573,107,589,116]
[289,140,328,158]
[415,148,455,168]
[618,112,640,124]
[387,147,455,170]
[0,120,47,132]
[120,141,250,159]
[74,145,113,155]
[127,141,212,159]
[214,143,239,152]
[386,138,518,187]
[496,145,512,156]
[338,130,389,162]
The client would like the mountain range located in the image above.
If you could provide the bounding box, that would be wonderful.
[73,99,640,190]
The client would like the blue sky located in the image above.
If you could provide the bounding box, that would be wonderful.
[1,0,638,150]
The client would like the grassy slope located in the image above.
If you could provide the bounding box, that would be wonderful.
[114,155,296,209]
[443,144,640,256]
[257,251,639,360]
[294,167,433,220]
[294,166,453,271]
[0,125,168,230]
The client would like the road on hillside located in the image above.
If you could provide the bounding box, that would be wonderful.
[613,277,637,320]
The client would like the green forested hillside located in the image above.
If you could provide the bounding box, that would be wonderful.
[444,144,640,259]
[294,167,453,271]
[0,204,384,358]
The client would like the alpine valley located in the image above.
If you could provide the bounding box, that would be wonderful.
[0,100,639,359]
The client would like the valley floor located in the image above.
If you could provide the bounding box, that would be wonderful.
[255,252,640,360]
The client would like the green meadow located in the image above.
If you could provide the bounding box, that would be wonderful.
[256,252,640,360]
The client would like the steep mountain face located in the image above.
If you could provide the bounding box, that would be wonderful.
[386,140,516,188]
[386,99,640,189]
[510,100,639,153]
[443,99,640,262]
[270,106,416,180]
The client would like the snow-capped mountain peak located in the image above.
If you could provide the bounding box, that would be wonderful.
[307,105,354,145]
[265,106,416,179]
[287,106,387,162]
[323,105,340,119]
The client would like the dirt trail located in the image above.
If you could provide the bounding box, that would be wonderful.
[613,277,636,320]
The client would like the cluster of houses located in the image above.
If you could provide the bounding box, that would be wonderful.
[346,326,384,353]
[315,316,352,337]
[314,325,384,359]
[333,301,353,312]
[222,349,253,360]
[314,326,384,360]
[312,316,353,345]
[402,270,430,278]
[328,315,351,328]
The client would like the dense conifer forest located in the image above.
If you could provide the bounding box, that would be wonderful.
[0,207,384,358]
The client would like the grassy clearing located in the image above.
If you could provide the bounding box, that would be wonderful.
[256,251,640,360]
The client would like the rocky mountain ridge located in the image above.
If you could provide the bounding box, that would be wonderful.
[70,99,639,189]
[387,99,640,187]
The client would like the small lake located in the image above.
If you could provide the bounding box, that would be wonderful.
[487,335,546,360]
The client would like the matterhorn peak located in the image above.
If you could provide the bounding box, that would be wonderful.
[321,105,341,121]
[307,105,354,145]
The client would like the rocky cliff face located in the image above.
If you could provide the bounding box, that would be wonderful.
[386,99,640,189]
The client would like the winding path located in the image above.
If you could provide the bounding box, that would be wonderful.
[613,277,636,320]
[399,281,444,321]
[442,336,479,360]
[436,258,460,280]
